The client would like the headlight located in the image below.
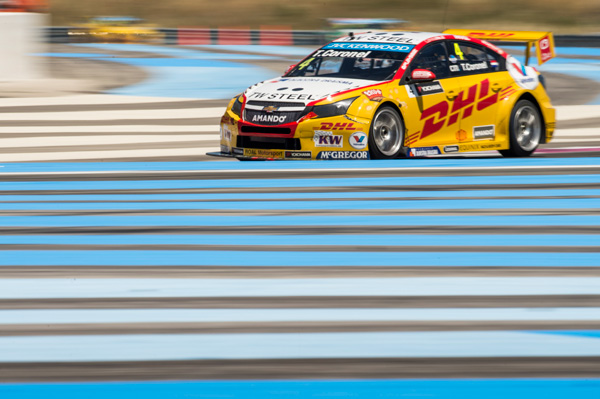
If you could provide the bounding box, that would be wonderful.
[310,97,357,118]
[231,95,243,117]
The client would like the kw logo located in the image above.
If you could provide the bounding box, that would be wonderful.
[417,78,499,141]
[318,122,357,131]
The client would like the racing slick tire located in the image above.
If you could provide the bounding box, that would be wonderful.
[500,99,542,157]
[368,105,405,159]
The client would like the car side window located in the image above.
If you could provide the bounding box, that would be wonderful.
[447,41,501,76]
[409,42,450,80]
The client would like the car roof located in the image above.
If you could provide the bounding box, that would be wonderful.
[330,31,443,46]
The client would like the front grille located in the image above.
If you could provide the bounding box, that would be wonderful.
[244,101,306,126]
[237,135,300,150]
[240,126,291,135]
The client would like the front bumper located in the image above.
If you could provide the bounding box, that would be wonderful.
[215,110,372,160]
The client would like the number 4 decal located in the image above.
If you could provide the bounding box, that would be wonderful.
[454,43,465,60]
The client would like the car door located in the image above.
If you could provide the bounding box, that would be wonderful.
[446,40,512,147]
[401,41,465,150]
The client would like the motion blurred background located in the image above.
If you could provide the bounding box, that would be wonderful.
[1,1,600,399]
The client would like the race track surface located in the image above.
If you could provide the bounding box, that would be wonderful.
[1,44,600,398]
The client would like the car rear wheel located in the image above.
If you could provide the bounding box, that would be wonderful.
[368,106,405,159]
[500,99,542,157]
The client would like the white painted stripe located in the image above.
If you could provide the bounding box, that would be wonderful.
[0,147,221,162]
[1,162,599,175]
[0,94,203,107]
[0,331,598,362]
[0,308,598,325]
[0,134,218,148]
[0,108,223,121]
[550,138,600,143]
[553,128,600,137]
[0,125,218,134]
[0,278,598,299]
[555,105,600,121]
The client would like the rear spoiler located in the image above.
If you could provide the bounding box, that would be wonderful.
[443,29,555,65]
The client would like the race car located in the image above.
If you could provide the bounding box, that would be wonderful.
[208,29,556,160]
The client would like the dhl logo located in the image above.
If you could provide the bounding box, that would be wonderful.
[409,78,499,144]
[469,32,515,38]
[318,122,357,131]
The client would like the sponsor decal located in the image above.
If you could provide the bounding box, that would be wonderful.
[285,151,312,159]
[220,144,231,154]
[363,89,383,101]
[479,142,502,150]
[416,82,443,96]
[323,42,414,52]
[336,35,416,44]
[251,114,287,124]
[538,35,553,63]
[400,48,418,70]
[473,125,495,141]
[443,145,459,153]
[317,122,357,131]
[220,124,232,142]
[409,146,441,157]
[506,56,538,90]
[459,142,502,152]
[412,70,436,80]
[460,61,488,71]
[248,92,318,101]
[314,130,343,147]
[243,148,284,158]
[456,129,468,142]
[349,131,368,150]
[469,32,514,39]
[232,147,244,155]
[407,78,499,143]
[314,49,372,58]
[317,151,370,160]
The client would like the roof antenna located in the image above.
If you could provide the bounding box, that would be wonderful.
[442,0,451,31]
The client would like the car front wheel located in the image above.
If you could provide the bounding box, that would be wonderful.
[500,99,542,157]
[368,106,405,159]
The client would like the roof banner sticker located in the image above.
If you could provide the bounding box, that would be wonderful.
[323,42,415,53]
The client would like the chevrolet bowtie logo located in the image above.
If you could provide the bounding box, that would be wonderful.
[262,105,279,113]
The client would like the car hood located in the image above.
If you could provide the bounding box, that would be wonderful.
[244,77,375,105]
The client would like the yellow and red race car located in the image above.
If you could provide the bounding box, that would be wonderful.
[209,29,556,160]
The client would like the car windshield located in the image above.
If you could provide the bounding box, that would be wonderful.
[285,49,409,81]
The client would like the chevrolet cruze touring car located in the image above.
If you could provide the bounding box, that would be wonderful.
[209,29,556,160]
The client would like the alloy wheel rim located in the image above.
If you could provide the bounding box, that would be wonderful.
[514,105,541,152]
[373,109,403,156]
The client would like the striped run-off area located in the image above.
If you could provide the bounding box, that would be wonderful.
[2,44,600,397]
[0,94,600,162]
[1,156,600,397]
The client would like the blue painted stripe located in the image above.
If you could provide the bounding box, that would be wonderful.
[1,188,599,201]
[1,331,600,362]
[0,198,598,211]
[2,379,599,399]
[2,175,599,191]
[1,308,599,325]
[0,250,598,267]
[1,277,599,299]
[0,234,596,247]
[0,215,599,227]
[1,157,600,173]
[529,330,600,339]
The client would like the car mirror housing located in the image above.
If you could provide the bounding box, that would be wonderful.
[284,64,296,75]
[410,69,437,82]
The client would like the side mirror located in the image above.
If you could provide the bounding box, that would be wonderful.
[410,69,436,82]
[284,64,296,74]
